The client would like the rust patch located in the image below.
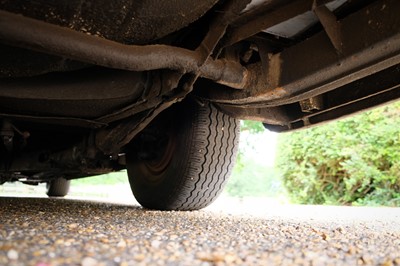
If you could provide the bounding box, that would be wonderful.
[260,87,288,101]
[266,53,282,89]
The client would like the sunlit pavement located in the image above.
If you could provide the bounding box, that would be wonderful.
[2,183,400,265]
[2,183,400,230]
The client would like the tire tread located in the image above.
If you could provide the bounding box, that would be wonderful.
[128,100,240,211]
[179,103,239,210]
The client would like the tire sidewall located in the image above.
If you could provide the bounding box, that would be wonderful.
[127,101,197,209]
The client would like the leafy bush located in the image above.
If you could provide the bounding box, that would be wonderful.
[72,171,128,186]
[276,102,400,206]
[226,157,284,198]
[225,120,287,198]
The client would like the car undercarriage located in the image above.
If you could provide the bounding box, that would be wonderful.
[0,0,399,210]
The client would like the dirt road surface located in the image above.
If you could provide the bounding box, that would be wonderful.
[1,195,399,266]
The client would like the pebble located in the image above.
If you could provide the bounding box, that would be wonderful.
[151,240,162,248]
[81,257,98,266]
[7,249,18,260]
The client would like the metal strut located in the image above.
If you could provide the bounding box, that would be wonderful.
[313,1,343,54]
[0,10,248,90]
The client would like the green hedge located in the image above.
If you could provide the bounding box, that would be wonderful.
[276,102,400,206]
[226,158,284,198]
[225,120,287,198]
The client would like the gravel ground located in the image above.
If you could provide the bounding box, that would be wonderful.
[0,196,399,266]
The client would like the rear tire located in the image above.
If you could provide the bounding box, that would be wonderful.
[126,99,240,210]
[46,177,70,197]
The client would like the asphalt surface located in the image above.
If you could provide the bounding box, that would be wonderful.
[1,196,400,266]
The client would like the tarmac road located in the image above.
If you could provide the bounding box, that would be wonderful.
[1,196,399,266]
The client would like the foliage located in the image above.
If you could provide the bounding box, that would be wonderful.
[225,120,287,198]
[72,171,128,186]
[240,120,265,134]
[235,120,265,166]
[276,102,400,206]
[226,157,285,198]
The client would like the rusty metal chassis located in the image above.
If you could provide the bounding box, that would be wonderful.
[0,0,251,180]
[0,0,398,129]
[0,0,400,180]
[209,0,400,131]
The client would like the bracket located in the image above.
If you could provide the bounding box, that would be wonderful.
[313,1,343,54]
